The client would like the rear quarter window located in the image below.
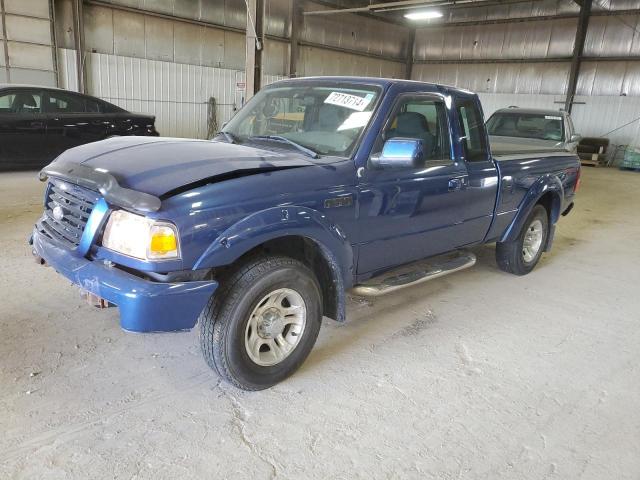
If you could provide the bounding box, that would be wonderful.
[456,99,488,162]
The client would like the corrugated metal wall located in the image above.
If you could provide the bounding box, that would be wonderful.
[51,0,640,148]
[412,1,640,147]
[413,18,577,63]
[299,46,404,77]
[0,0,57,85]
[58,48,286,139]
[302,4,409,59]
[413,12,640,98]
[413,62,572,95]
[54,0,406,139]
[436,0,633,24]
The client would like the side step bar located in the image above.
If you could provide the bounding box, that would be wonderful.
[351,251,476,297]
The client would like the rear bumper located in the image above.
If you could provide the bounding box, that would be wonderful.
[31,229,217,333]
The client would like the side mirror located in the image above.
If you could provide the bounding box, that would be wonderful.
[370,138,424,169]
[570,134,582,143]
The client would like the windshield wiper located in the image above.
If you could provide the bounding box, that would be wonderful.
[215,131,238,144]
[248,135,319,159]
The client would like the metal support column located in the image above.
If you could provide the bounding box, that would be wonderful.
[289,0,301,78]
[49,0,59,87]
[72,0,86,93]
[0,0,10,83]
[564,0,592,113]
[245,0,265,100]
[405,28,415,80]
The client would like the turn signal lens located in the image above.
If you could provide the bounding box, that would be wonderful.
[148,225,179,259]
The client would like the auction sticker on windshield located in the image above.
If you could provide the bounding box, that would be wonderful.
[324,92,373,111]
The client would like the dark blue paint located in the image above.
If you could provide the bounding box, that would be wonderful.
[32,77,579,332]
[32,229,217,332]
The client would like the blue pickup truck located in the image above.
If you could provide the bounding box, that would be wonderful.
[31,77,580,390]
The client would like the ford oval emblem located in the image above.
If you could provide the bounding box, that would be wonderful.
[52,205,65,221]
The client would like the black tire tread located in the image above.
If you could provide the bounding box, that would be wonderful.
[199,255,317,391]
[495,204,548,276]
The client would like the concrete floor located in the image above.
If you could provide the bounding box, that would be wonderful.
[0,167,638,479]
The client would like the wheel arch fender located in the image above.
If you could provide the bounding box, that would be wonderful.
[500,174,564,244]
[194,206,354,321]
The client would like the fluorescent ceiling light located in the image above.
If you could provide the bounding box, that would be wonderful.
[404,10,443,20]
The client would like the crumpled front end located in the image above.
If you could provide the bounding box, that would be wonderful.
[31,178,217,333]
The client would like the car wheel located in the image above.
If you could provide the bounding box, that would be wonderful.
[199,255,322,390]
[496,204,549,276]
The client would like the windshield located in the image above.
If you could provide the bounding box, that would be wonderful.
[486,112,564,142]
[221,83,382,157]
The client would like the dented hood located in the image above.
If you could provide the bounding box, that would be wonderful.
[51,136,318,197]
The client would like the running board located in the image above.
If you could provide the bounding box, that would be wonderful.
[351,251,476,297]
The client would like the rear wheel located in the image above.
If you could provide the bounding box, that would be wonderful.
[199,255,322,390]
[496,204,549,275]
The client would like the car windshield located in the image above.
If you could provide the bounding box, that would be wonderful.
[221,83,381,157]
[486,112,564,142]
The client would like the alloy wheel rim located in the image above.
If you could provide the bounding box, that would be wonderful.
[522,219,544,263]
[244,288,307,367]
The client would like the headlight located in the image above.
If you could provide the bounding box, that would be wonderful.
[102,210,180,260]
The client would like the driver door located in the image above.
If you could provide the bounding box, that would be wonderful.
[356,93,470,275]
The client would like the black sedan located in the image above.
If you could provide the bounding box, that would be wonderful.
[0,85,159,171]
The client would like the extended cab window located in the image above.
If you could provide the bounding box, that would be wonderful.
[374,95,451,161]
[0,90,42,114]
[44,91,86,113]
[457,99,488,162]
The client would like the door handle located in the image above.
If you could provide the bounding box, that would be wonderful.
[448,177,466,191]
[30,121,45,128]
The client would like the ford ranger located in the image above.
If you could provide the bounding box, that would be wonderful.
[30,77,580,390]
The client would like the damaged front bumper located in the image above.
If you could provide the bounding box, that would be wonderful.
[31,229,217,333]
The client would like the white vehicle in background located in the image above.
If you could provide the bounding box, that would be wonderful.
[486,107,581,154]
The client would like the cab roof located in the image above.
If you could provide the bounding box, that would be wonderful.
[268,76,475,96]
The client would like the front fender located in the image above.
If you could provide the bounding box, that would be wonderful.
[500,174,563,244]
[193,206,354,286]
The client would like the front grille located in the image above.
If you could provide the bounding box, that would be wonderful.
[37,179,100,249]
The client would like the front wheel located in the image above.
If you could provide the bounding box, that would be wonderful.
[199,255,322,390]
[496,204,549,275]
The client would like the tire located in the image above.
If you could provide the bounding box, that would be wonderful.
[199,255,322,391]
[496,204,549,276]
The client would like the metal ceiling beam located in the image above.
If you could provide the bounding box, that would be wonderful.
[413,55,640,64]
[304,0,441,15]
[413,7,640,28]
[309,0,409,26]
[303,0,535,18]
[565,0,592,113]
